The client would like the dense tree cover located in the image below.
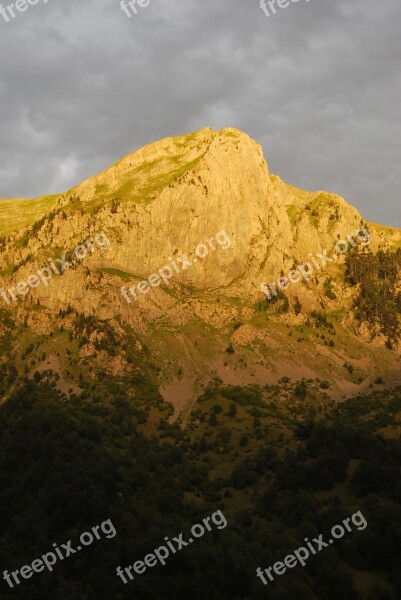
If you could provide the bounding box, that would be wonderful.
[0,378,234,600]
[345,248,401,340]
[0,367,401,598]
[189,382,401,600]
[0,309,17,398]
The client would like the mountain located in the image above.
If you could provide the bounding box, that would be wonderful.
[1,127,401,416]
[1,128,401,600]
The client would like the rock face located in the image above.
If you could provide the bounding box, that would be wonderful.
[69,126,290,292]
[2,127,399,301]
[1,127,401,403]
[53,127,389,293]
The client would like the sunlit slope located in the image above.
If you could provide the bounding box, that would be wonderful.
[0,128,400,396]
[63,128,214,212]
[0,195,59,237]
[0,128,214,238]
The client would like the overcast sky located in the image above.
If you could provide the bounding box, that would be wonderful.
[0,0,400,226]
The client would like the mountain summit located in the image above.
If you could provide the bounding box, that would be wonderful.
[1,128,401,408]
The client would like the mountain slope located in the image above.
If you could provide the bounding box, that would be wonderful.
[0,127,400,414]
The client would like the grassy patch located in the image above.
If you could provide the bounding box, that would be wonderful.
[286,204,302,226]
[0,195,59,237]
[100,267,132,279]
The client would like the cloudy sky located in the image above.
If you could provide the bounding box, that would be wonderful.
[0,0,400,225]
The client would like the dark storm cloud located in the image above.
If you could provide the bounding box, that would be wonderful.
[0,0,400,225]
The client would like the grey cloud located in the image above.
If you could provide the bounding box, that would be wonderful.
[0,0,400,225]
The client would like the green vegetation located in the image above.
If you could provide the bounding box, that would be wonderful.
[0,195,59,237]
[324,278,337,300]
[78,152,207,212]
[0,309,401,599]
[286,204,302,226]
[346,248,401,340]
[0,220,401,598]
[100,267,132,279]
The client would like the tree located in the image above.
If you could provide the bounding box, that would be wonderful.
[293,296,302,316]
[294,380,307,399]
[227,403,237,417]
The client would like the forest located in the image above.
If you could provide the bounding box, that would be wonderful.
[0,368,400,599]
